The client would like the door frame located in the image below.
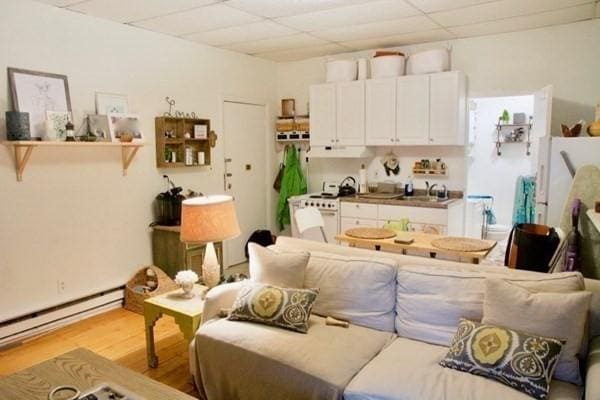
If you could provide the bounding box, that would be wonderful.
[219,94,273,268]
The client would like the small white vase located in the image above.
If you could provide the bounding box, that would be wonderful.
[180,281,194,298]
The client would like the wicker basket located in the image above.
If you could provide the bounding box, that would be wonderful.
[124,266,178,315]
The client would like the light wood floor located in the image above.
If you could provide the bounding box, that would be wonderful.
[0,307,199,397]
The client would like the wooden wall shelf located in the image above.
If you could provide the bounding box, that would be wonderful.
[155,117,214,168]
[2,141,144,182]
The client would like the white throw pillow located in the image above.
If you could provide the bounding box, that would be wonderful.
[482,278,592,385]
[248,243,309,288]
[395,265,584,347]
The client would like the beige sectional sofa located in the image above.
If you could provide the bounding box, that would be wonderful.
[190,237,600,400]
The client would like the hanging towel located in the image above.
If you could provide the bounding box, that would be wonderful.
[277,145,307,230]
[512,175,537,225]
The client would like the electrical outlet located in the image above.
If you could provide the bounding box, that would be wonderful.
[57,280,66,294]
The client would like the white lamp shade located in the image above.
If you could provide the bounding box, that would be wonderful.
[295,207,325,234]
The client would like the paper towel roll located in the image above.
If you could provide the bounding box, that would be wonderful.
[359,165,368,193]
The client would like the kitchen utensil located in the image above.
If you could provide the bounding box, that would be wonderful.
[370,55,405,78]
[338,176,357,197]
[406,48,450,75]
[326,60,357,82]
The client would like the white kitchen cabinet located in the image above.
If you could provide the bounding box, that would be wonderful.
[366,78,396,145]
[336,81,365,145]
[341,217,378,232]
[396,75,430,145]
[429,71,466,145]
[309,83,336,146]
[340,202,378,219]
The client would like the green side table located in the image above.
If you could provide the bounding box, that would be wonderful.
[144,284,207,368]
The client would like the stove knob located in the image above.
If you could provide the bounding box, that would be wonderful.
[328,204,332,208]
[310,202,314,206]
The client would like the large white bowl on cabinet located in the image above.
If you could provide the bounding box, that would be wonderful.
[370,55,406,78]
[406,48,450,75]
[326,60,358,82]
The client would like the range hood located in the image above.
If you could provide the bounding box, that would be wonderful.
[307,146,374,159]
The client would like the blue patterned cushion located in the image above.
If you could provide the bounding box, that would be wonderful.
[440,319,565,400]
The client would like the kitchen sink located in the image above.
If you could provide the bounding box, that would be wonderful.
[398,195,449,203]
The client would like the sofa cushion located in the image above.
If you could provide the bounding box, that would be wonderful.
[227,283,319,333]
[249,243,309,288]
[483,278,591,385]
[395,265,584,346]
[194,315,394,400]
[344,336,582,400]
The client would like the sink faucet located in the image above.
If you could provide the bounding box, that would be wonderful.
[428,184,438,197]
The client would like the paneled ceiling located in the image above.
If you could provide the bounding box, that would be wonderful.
[37,0,600,62]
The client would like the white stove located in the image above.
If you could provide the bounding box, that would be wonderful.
[288,192,340,242]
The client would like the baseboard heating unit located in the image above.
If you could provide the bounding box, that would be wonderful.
[0,287,124,349]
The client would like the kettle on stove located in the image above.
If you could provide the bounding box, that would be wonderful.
[338,176,357,197]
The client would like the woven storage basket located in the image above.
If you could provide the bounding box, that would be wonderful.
[124,266,178,315]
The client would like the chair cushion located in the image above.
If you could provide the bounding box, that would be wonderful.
[194,315,394,400]
[483,278,591,385]
[395,265,584,346]
[344,336,582,400]
[248,243,309,288]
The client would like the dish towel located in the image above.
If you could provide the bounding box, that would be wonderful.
[277,145,307,230]
[512,176,536,225]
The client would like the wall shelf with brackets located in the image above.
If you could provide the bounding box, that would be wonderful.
[2,140,144,182]
[495,116,533,156]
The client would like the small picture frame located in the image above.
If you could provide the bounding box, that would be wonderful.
[95,92,129,114]
[45,111,72,141]
[194,124,208,139]
[107,113,143,142]
[8,67,72,139]
[88,114,111,141]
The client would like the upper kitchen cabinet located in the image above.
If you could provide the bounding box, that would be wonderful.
[429,71,466,145]
[366,78,396,145]
[309,81,365,147]
[309,83,336,146]
[396,75,430,145]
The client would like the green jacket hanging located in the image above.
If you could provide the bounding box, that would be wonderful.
[277,145,307,230]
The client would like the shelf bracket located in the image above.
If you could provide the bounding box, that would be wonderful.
[13,145,34,182]
[121,146,140,176]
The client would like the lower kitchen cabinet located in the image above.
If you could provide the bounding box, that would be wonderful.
[151,225,223,279]
[341,217,378,232]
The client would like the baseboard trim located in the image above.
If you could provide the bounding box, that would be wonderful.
[0,287,124,348]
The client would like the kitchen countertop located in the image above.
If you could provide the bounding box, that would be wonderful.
[340,190,463,209]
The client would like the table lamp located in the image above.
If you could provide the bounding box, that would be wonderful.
[180,195,240,288]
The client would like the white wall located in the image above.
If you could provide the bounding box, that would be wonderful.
[0,0,278,322]
[467,96,535,226]
[277,19,600,192]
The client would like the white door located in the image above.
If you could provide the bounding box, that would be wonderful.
[309,83,336,146]
[396,75,429,145]
[336,81,365,145]
[223,101,267,267]
[429,71,465,145]
[533,85,554,219]
[366,78,397,145]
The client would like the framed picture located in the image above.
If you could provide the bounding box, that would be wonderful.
[88,114,111,141]
[8,67,71,139]
[46,111,72,141]
[107,113,143,142]
[96,92,129,114]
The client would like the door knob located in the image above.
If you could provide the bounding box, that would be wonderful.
[225,158,232,163]
[227,183,232,189]
[226,173,232,177]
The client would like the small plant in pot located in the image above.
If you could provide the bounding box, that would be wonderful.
[174,270,199,298]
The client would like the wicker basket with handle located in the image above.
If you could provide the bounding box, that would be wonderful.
[124,265,178,315]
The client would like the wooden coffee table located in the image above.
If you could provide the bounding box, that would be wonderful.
[0,348,194,400]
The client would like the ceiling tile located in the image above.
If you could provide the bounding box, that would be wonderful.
[183,21,298,46]
[408,0,497,13]
[449,3,595,37]
[275,0,421,32]
[256,43,350,62]
[36,0,86,6]
[68,0,219,23]
[132,3,261,36]
[341,29,455,51]
[430,0,593,27]
[224,0,372,18]
[311,15,439,42]
[225,33,328,54]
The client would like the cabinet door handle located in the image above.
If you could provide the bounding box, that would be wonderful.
[390,138,394,142]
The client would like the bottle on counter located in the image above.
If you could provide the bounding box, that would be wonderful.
[404,176,414,197]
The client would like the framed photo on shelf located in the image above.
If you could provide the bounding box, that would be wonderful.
[107,113,143,142]
[8,67,71,139]
[95,92,129,114]
[45,111,71,141]
[88,114,111,141]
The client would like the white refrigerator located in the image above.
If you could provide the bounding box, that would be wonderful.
[536,136,600,227]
